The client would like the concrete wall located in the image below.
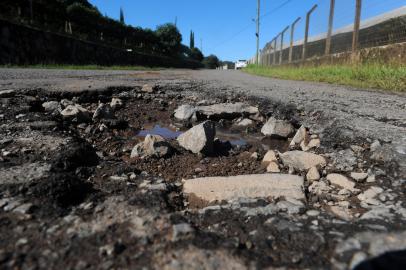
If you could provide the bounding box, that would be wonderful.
[0,19,201,68]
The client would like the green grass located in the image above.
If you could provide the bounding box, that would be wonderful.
[243,64,406,92]
[1,64,164,71]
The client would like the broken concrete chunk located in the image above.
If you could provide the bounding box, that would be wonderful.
[131,134,173,158]
[235,118,254,127]
[183,174,305,208]
[350,172,368,182]
[177,121,216,155]
[261,117,295,138]
[42,101,60,112]
[197,103,259,119]
[174,104,197,121]
[60,104,90,122]
[306,167,321,182]
[141,84,157,93]
[327,174,356,191]
[266,162,280,173]
[301,138,320,151]
[280,151,326,171]
[262,150,278,164]
[357,187,384,203]
[93,103,115,120]
[290,126,308,146]
[110,98,123,109]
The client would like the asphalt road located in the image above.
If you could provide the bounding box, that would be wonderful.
[1,68,405,164]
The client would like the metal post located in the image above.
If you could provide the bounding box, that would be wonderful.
[273,36,279,65]
[279,26,289,65]
[256,0,261,65]
[302,4,318,62]
[289,17,301,63]
[352,0,362,53]
[325,0,335,55]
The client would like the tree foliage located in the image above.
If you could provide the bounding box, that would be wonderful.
[190,31,195,49]
[155,23,182,56]
[202,55,220,69]
[120,7,125,24]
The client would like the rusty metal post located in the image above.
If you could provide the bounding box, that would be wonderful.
[273,36,278,65]
[289,17,301,63]
[279,26,289,65]
[302,4,318,62]
[352,0,362,53]
[325,0,335,55]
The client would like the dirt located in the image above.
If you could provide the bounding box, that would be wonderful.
[0,69,406,269]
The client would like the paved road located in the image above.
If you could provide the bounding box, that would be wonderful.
[1,68,405,162]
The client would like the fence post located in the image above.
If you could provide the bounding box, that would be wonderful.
[302,4,318,62]
[325,0,335,55]
[273,37,278,65]
[352,0,362,54]
[279,26,289,65]
[289,17,301,63]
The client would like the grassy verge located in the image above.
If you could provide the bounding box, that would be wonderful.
[243,64,406,92]
[0,64,164,71]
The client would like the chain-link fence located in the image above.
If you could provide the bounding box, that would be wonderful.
[251,0,406,65]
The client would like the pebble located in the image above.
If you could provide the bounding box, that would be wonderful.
[306,210,320,217]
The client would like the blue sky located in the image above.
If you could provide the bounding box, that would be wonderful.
[88,0,405,61]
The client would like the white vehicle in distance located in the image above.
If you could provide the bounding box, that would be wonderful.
[235,60,247,70]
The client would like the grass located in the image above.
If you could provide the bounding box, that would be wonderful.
[243,64,406,92]
[0,64,164,71]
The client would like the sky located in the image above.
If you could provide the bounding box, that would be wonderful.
[88,0,405,61]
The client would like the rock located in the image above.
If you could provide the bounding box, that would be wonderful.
[60,99,74,108]
[261,117,295,138]
[141,84,157,93]
[306,210,320,217]
[280,151,326,171]
[60,104,90,122]
[110,98,123,109]
[360,206,394,220]
[13,203,34,215]
[266,162,280,173]
[174,105,197,121]
[306,167,321,182]
[327,174,356,191]
[235,118,254,127]
[351,172,368,182]
[329,206,353,221]
[357,187,384,203]
[309,181,332,195]
[171,223,194,241]
[0,90,16,98]
[42,101,60,112]
[183,174,305,208]
[370,144,396,163]
[92,103,115,120]
[197,103,259,120]
[327,149,357,172]
[177,121,216,155]
[290,126,308,146]
[262,150,277,164]
[131,135,173,158]
[276,200,304,215]
[250,152,259,160]
[370,140,381,152]
[0,162,51,185]
[301,138,320,151]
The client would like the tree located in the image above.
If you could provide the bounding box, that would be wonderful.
[202,55,220,69]
[119,7,125,24]
[189,47,203,62]
[190,31,195,49]
[155,23,182,56]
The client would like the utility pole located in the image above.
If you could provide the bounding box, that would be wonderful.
[289,17,301,63]
[325,0,335,55]
[200,38,203,53]
[352,0,362,54]
[256,0,260,65]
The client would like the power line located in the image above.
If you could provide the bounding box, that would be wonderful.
[210,0,296,51]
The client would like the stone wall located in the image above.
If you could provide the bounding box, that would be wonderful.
[0,19,201,68]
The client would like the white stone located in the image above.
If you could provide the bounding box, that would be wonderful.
[266,162,280,173]
[357,186,384,202]
[141,84,156,93]
[261,117,295,138]
[42,101,60,112]
[177,121,216,155]
[60,104,90,122]
[280,151,326,171]
[301,138,320,151]
[350,172,368,182]
[262,150,277,164]
[327,174,356,191]
[110,98,123,109]
[131,135,172,158]
[174,104,197,121]
[183,174,305,208]
[306,167,321,182]
[290,126,308,146]
[236,118,254,127]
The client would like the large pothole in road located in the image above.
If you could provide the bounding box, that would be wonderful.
[0,85,405,269]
